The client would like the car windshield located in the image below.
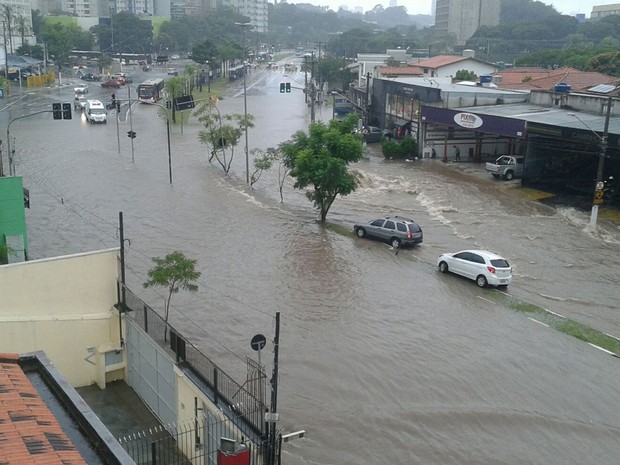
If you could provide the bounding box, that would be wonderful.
[91,109,105,115]
[490,259,510,268]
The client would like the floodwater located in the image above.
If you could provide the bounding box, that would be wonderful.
[5,63,620,465]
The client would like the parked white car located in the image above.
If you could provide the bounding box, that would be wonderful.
[437,250,512,288]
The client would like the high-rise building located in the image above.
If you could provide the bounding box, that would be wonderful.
[434,0,499,46]
[220,0,268,32]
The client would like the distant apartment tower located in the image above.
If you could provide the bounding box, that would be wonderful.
[106,0,155,16]
[221,0,268,32]
[434,0,499,46]
[0,0,32,33]
[591,3,620,20]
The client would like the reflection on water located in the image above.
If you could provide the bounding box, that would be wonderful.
[11,81,620,465]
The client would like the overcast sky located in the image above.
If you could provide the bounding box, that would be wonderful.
[288,0,620,17]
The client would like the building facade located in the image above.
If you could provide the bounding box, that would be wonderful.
[591,3,620,20]
[434,0,500,47]
[221,0,268,32]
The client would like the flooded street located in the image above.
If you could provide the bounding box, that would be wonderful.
[5,64,620,464]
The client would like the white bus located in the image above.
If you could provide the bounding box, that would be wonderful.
[137,78,165,103]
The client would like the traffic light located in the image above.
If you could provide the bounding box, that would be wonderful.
[286,82,291,93]
[127,130,137,139]
[111,93,116,106]
[62,103,72,120]
[52,103,62,120]
[116,101,121,112]
[280,83,285,93]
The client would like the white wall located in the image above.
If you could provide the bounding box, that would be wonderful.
[0,249,122,386]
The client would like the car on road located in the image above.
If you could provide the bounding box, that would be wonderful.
[101,79,121,89]
[354,216,423,248]
[437,250,512,288]
[74,84,88,94]
[81,73,101,82]
[167,68,178,76]
[355,126,385,143]
[74,96,88,111]
[113,73,133,85]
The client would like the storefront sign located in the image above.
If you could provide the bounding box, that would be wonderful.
[454,112,483,129]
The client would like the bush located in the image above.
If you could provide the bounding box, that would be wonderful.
[381,137,419,160]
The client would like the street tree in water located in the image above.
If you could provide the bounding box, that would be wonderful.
[281,116,363,222]
[194,97,255,175]
[143,251,200,340]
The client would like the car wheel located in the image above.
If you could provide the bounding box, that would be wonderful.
[439,261,449,273]
[476,275,488,288]
[355,227,366,238]
[390,237,401,249]
[505,171,514,181]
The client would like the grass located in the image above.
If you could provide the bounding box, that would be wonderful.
[505,297,620,355]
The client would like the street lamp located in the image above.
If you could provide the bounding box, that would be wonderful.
[567,95,613,227]
[235,21,252,184]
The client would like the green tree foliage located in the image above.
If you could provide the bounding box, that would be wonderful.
[454,69,477,81]
[192,39,219,69]
[250,147,278,187]
[194,98,255,175]
[280,116,364,222]
[585,51,620,76]
[381,137,418,160]
[143,251,200,334]
[91,12,152,53]
[41,22,93,63]
[165,76,186,123]
[500,0,559,23]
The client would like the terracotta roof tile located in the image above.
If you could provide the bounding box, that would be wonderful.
[377,65,423,76]
[493,67,620,92]
[0,355,88,465]
[408,55,471,68]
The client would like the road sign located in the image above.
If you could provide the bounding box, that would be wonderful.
[250,334,266,351]
[594,189,604,204]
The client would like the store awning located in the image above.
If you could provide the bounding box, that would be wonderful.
[394,118,411,127]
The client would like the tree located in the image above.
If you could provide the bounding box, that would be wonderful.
[249,147,278,187]
[280,117,364,222]
[165,76,185,123]
[143,251,200,339]
[454,69,476,81]
[194,98,255,175]
[1,5,14,53]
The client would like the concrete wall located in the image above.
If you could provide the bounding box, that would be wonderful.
[0,249,122,387]
[530,90,616,116]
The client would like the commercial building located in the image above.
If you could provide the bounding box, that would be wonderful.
[591,3,620,20]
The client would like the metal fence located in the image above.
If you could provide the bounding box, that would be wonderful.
[119,415,263,465]
[119,282,267,439]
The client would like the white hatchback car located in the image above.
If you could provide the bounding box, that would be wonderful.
[437,250,512,288]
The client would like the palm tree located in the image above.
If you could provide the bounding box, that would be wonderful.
[164,76,185,123]
[1,5,14,54]
[16,16,27,51]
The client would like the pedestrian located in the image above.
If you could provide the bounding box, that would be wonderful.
[431,146,437,158]
[453,145,461,161]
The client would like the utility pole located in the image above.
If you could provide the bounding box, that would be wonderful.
[365,72,371,126]
[310,53,316,123]
[266,312,280,465]
[3,22,9,96]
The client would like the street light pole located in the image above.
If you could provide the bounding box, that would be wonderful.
[568,95,613,227]
[235,21,252,184]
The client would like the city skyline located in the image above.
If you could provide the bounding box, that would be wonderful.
[286,0,620,17]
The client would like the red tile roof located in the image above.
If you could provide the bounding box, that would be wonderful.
[0,354,88,465]
[408,55,472,68]
[493,67,620,92]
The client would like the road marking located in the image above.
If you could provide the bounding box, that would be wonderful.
[477,296,494,304]
[588,343,618,357]
[544,308,566,319]
[528,317,549,327]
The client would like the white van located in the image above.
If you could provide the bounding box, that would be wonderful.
[84,100,107,124]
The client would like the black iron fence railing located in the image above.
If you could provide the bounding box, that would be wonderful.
[119,282,267,438]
